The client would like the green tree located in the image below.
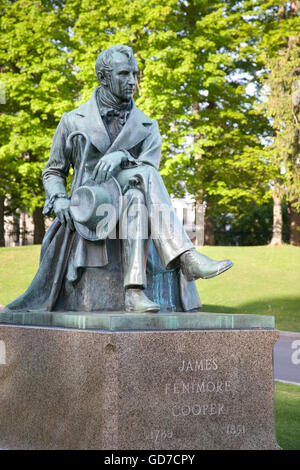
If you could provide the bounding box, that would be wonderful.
[1,0,288,248]
[258,0,300,245]
[214,200,290,246]
[69,0,273,244]
[0,0,79,244]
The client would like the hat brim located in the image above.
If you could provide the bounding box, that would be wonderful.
[71,176,123,241]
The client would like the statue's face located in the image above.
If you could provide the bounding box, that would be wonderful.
[107,53,138,102]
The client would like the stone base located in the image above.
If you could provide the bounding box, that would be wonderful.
[0,316,280,450]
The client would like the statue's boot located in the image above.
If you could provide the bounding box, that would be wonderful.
[180,249,233,281]
[125,288,160,313]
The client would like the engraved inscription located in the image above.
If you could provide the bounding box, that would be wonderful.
[165,358,230,419]
[144,429,173,442]
[172,403,225,417]
[0,340,6,365]
[226,424,245,436]
[179,359,218,372]
[165,381,231,395]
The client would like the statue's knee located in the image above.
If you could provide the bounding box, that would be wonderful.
[140,164,157,177]
[143,164,163,185]
[124,188,145,204]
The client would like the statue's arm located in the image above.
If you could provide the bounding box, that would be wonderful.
[42,113,71,216]
[93,120,162,182]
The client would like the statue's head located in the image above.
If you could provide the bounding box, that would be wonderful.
[95,45,138,103]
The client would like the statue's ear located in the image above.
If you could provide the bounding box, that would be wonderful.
[97,71,107,86]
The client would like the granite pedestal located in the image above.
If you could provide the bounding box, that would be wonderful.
[0,312,280,450]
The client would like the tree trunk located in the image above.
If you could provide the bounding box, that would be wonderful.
[270,192,283,245]
[204,201,215,245]
[195,199,205,246]
[11,215,20,246]
[20,212,26,246]
[0,195,5,247]
[204,215,215,245]
[33,207,45,244]
[289,204,300,245]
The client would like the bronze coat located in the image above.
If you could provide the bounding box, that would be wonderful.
[6,88,201,312]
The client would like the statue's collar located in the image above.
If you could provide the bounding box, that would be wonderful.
[97,86,133,116]
[73,87,153,155]
[75,87,152,124]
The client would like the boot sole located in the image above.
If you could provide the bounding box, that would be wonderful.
[125,307,160,313]
[184,261,234,282]
[202,261,234,279]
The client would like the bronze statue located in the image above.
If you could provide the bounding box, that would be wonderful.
[6,45,233,314]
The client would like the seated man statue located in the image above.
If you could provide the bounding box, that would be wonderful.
[6,45,233,314]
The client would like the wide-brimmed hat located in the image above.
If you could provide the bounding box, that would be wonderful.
[70,176,122,241]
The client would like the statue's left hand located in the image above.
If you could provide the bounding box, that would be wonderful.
[92,151,125,184]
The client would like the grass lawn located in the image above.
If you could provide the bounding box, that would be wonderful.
[196,245,300,332]
[275,381,300,450]
[0,244,299,449]
[0,245,40,308]
[0,244,300,331]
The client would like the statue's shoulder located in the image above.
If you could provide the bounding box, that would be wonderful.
[56,101,93,135]
[133,104,159,132]
[62,89,99,125]
[134,105,152,124]
[64,100,90,120]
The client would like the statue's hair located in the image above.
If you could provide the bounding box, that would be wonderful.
[95,45,135,79]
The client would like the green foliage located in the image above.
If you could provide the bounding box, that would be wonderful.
[0,0,79,214]
[214,200,290,246]
[1,0,298,242]
[68,0,275,220]
[261,45,300,209]
[257,0,300,228]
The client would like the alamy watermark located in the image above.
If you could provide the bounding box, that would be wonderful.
[291,340,300,365]
[91,199,206,245]
[0,341,6,365]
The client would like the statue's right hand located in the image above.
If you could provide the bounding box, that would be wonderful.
[53,198,74,231]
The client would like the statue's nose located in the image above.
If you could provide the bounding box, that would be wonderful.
[128,73,136,85]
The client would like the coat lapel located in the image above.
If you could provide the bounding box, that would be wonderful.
[74,87,152,155]
[106,102,152,154]
[74,88,111,155]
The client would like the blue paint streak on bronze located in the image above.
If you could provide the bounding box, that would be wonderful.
[168,272,175,312]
